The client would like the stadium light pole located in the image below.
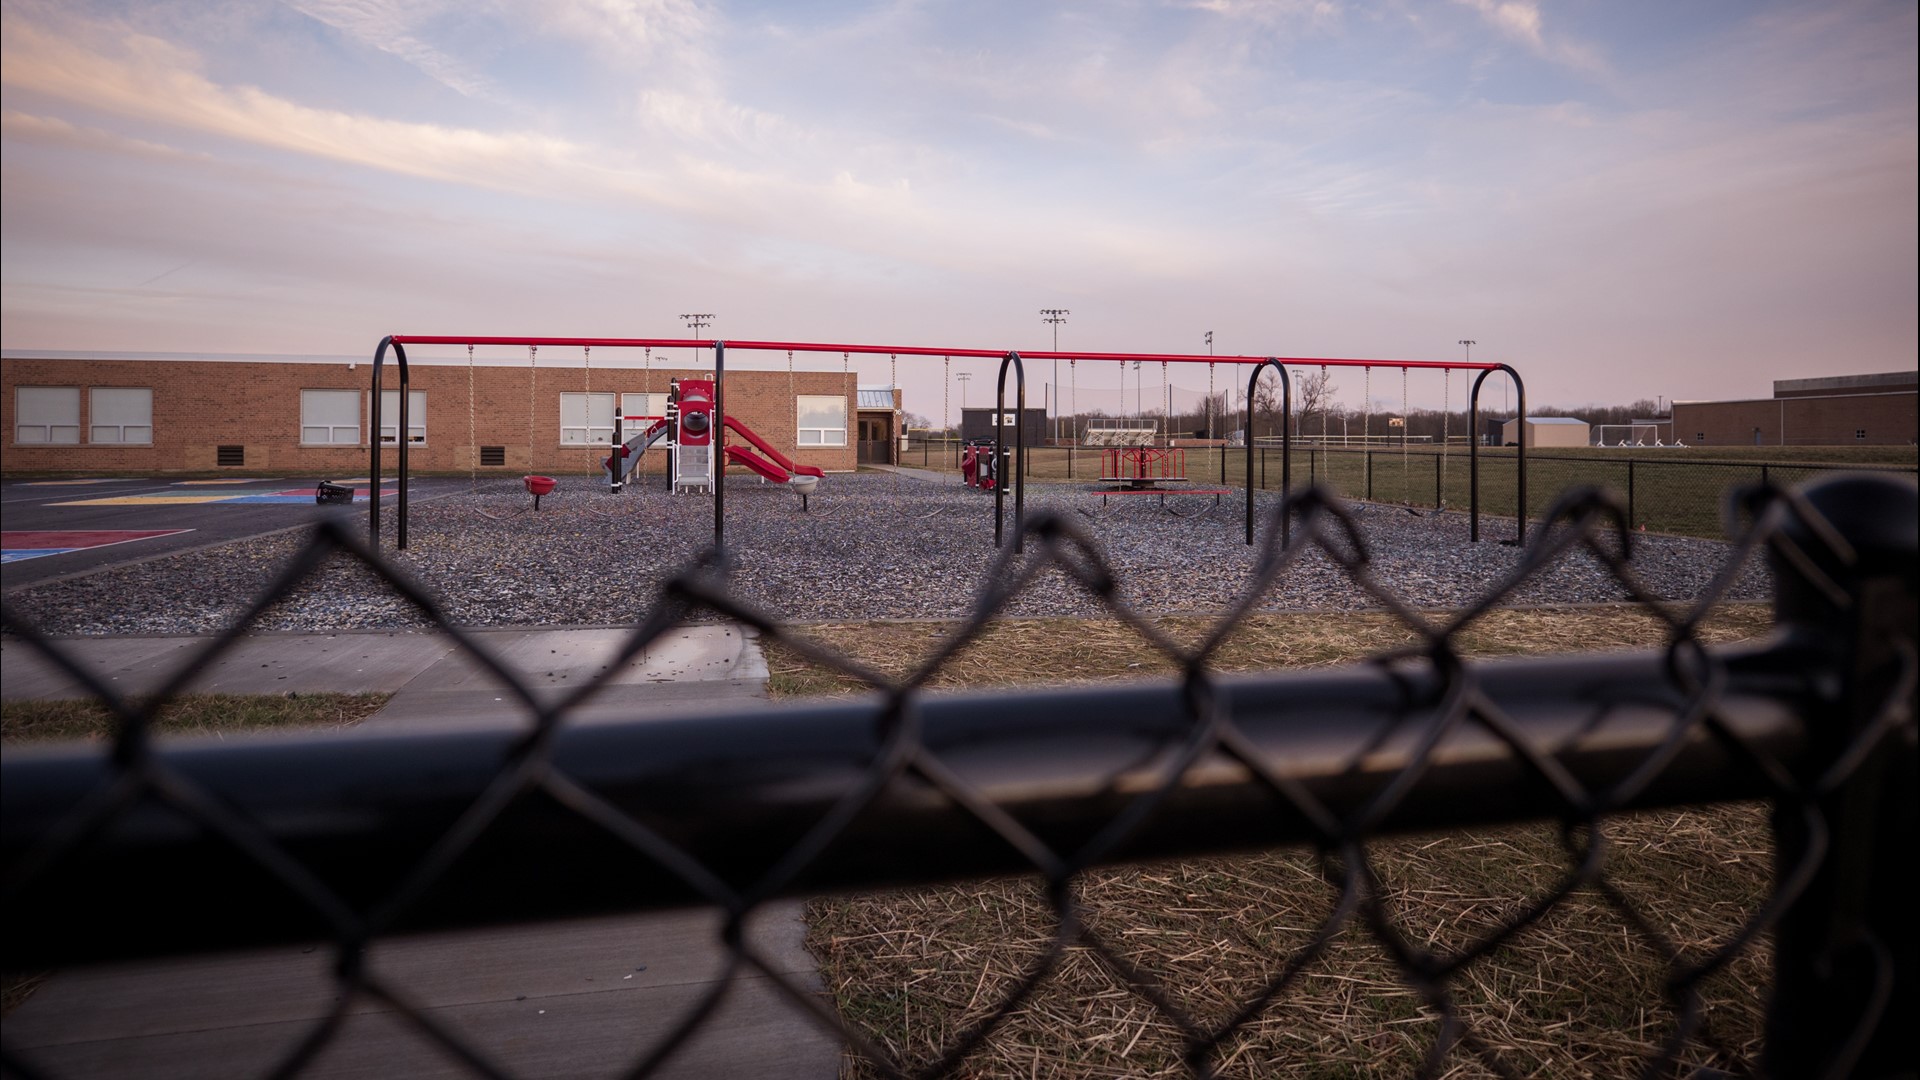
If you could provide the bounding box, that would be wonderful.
[1041,309,1069,433]
[683,313,716,367]
[956,371,971,413]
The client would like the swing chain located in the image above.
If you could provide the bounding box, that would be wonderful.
[1401,366,1410,505]
[1363,365,1372,449]
[467,344,477,488]
[1441,367,1452,508]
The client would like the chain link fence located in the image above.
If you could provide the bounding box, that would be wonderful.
[906,435,1918,542]
[4,473,1915,1078]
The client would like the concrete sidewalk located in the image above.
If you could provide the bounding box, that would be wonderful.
[2,623,770,722]
[2,624,847,1078]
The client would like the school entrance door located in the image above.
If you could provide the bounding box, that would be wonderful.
[858,417,894,464]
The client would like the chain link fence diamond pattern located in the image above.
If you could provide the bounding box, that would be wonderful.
[4,476,1914,1079]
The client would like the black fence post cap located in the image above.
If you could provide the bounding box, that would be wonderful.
[1774,472,1918,625]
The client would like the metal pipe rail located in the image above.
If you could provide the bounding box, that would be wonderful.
[0,643,1811,969]
[384,334,1504,371]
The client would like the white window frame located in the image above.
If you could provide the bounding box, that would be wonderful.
[89,387,153,445]
[14,386,81,445]
[301,389,361,445]
[378,390,428,445]
[796,395,848,447]
[560,392,616,446]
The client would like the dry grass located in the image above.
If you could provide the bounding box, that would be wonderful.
[766,604,1775,699]
[0,692,390,744]
[782,605,1777,1077]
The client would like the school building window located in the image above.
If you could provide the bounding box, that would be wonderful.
[796,395,847,447]
[378,390,427,444]
[301,389,361,445]
[560,393,615,445]
[89,388,153,444]
[621,392,666,422]
[14,386,81,444]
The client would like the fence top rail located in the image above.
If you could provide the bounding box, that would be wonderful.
[383,335,1501,371]
[1513,452,1920,471]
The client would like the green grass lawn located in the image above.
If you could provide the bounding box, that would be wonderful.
[908,443,1916,540]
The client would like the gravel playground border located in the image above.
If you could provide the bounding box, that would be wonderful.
[4,471,1769,637]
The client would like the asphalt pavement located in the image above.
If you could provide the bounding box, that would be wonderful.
[1,476,469,589]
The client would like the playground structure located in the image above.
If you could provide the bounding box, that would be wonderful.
[369,336,1523,554]
[602,376,826,498]
[1101,446,1187,490]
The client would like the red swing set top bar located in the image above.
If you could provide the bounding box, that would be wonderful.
[373,333,1522,558]
[384,334,1500,372]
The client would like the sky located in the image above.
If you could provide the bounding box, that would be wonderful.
[1,0,1914,418]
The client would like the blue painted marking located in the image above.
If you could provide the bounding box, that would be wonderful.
[2,549,66,563]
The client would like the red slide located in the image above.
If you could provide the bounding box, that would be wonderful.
[724,445,792,482]
[723,415,826,478]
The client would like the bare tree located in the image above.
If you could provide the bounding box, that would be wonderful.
[1294,369,1336,426]
[1249,369,1336,434]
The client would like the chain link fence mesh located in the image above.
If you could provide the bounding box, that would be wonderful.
[4,475,1915,1079]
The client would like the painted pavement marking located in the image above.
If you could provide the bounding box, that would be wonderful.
[1,529,194,564]
[20,479,135,486]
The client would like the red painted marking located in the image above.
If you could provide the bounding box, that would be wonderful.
[2,529,190,550]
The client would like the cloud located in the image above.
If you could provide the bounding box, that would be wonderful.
[532,0,712,57]
[1452,0,1605,73]
[0,12,680,204]
[288,0,499,100]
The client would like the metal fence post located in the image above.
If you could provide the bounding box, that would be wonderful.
[1434,452,1442,509]
[1627,459,1635,531]
[1766,473,1918,1078]
[1366,450,1373,501]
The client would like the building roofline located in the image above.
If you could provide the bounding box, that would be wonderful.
[1673,389,1917,407]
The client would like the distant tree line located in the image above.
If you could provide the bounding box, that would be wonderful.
[907,387,1667,443]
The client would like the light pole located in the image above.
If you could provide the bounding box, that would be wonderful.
[956,371,971,414]
[1461,338,1506,415]
[684,313,716,367]
[1041,309,1069,434]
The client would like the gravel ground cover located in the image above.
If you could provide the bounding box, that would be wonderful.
[4,471,1768,637]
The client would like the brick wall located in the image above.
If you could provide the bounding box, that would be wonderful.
[1673,392,1917,447]
[2,357,859,475]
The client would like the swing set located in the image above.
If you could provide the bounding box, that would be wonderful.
[369,335,1523,554]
